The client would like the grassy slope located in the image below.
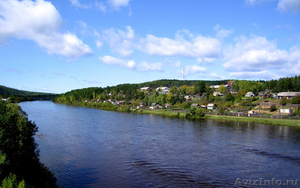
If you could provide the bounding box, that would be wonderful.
[135,109,300,126]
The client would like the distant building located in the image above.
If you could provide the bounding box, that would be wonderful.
[207,103,215,110]
[213,92,224,97]
[156,87,169,93]
[277,92,300,99]
[191,103,200,108]
[140,87,150,92]
[245,92,255,98]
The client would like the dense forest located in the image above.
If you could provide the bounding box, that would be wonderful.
[0,101,58,188]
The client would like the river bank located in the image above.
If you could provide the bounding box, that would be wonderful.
[53,101,300,126]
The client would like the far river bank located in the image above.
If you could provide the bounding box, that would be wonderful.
[54,101,300,127]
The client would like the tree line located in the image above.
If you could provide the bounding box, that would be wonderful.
[0,101,58,188]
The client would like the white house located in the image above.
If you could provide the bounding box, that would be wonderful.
[245,92,255,98]
[207,103,215,110]
[156,87,169,93]
[140,87,150,92]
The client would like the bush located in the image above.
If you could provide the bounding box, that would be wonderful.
[281,96,287,105]
[195,108,205,117]
[188,107,197,115]
[270,105,277,112]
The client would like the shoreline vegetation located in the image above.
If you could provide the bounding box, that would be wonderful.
[54,100,300,127]
[0,101,58,188]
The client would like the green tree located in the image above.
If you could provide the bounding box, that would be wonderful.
[281,96,287,105]
[0,101,58,188]
[218,84,227,94]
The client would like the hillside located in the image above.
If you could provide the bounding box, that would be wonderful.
[0,85,57,99]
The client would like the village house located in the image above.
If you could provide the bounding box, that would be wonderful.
[150,103,162,110]
[191,103,200,108]
[279,108,293,114]
[165,103,172,108]
[207,103,215,110]
[140,87,150,92]
[156,87,169,94]
[213,92,224,97]
[245,92,255,98]
[184,95,191,100]
[277,92,300,99]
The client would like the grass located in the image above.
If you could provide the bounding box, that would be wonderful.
[205,114,300,127]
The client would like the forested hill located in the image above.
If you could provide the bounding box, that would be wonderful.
[0,85,57,98]
[61,79,230,100]
[57,76,300,102]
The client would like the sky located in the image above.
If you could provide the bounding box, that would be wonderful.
[0,0,300,94]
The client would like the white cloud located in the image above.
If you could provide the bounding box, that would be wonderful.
[101,26,135,57]
[223,36,288,72]
[96,41,103,49]
[278,0,300,14]
[141,33,221,58]
[69,0,91,9]
[214,24,233,39]
[178,65,207,77]
[245,0,300,14]
[223,36,300,79]
[0,0,93,59]
[99,56,136,69]
[210,73,226,80]
[138,61,163,71]
[95,1,106,12]
[108,0,130,10]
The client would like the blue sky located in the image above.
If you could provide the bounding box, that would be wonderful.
[1,0,300,93]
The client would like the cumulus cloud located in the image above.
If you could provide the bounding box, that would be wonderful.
[246,0,300,14]
[141,33,221,58]
[214,24,233,39]
[277,0,300,14]
[138,61,163,71]
[223,35,300,79]
[101,26,135,57]
[99,27,222,59]
[223,36,288,72]
[99,55,136,69]
[108,0,130,10]
[0,0,93,58]
[178,65,207,78]
[69,0,91,9]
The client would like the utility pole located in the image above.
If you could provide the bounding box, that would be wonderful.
[183,67,185,80]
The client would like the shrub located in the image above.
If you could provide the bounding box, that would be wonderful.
[195,108,205,117]
[270,105,277,112]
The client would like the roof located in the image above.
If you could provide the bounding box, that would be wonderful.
[140,87,150,90]
[277,92,300,97]
[207,103,214,107]
[245,92,254,96]
[191,103,199,107]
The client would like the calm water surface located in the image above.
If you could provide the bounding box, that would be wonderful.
[19,101,300,187]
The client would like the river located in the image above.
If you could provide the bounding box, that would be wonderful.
[19,101,300,187]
